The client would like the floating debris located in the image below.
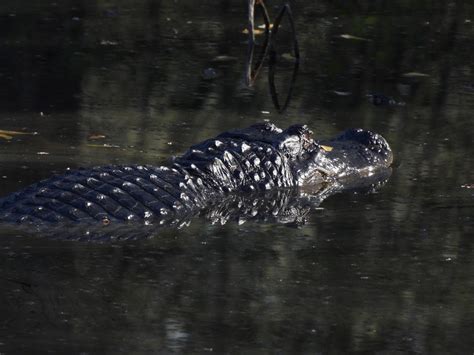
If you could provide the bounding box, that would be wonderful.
[402,72,430,78]
[37,151,50,155]
[211,55,238,63]
[461,184,473,189]
[86,144,120,148]
[242,28,266,35]
[280,52,296,61]
[339,34,371,42]
[100,40,119,46]
[332,90,352,96]
[0,129,37,140]
[88,134,106,140]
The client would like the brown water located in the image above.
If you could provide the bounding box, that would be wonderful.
[0,1,473,353]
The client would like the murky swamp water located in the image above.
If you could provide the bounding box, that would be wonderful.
[0,1,473,353]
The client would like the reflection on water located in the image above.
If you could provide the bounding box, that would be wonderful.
[245,1,300,113]
[1,172,391,242]
[0,0,473,353]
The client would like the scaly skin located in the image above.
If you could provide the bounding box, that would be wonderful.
[0,122,393,225]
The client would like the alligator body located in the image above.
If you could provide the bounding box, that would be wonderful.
[0,122,393,228]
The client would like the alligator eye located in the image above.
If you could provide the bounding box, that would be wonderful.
[302,131,314,150]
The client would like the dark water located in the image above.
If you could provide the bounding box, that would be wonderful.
[1,1,473,353]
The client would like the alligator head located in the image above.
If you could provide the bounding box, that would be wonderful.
[278,124,393,189]
[177,122,393,194]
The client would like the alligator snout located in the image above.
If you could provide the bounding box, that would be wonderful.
[298,127,393,186]
[332,128,393,167]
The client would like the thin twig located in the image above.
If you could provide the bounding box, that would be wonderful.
[246,0,271,86]
[268,3,300,112]
[270,3,299,61]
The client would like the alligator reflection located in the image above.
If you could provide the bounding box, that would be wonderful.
[12,171,390,242]
[246,1,299,113]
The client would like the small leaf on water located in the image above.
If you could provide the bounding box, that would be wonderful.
[0,129,37,140]
[321,145,333,152]
[88,134,106,140]
[340,34,371,41]
[86,144,120,148]
[281,53,295,61]
[211,55,238,63]
[100,40,119,46]
[402,72,430,78]
[332,90,352,96]
[242,28,266,35]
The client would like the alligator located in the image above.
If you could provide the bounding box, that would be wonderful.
[0,122,393,234]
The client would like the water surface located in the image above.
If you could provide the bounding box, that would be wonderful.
[0,1,473,353]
